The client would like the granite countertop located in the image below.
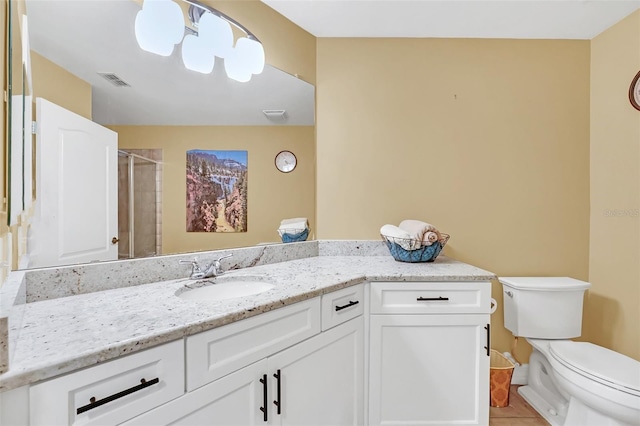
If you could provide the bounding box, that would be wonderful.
[0,253,495,392]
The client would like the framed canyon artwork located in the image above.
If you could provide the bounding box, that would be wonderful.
[186,150,248,233]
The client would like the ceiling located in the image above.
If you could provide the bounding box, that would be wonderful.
[260,0,640,39]
[24,1,639,127]
[25,0,314,126]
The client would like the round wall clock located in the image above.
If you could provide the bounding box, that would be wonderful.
[630,70,640,111]
[275,150,297,173]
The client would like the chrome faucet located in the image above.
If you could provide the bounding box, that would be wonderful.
[179,254,233,279]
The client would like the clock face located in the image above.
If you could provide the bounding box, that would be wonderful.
[275,151,297,173]
[630,71,640,111]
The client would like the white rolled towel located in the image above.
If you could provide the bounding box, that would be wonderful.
[280,217,309,227]
[399,219,442,242]
[278,217,309,236]
[422,231,439,246]
[380,224,420,250]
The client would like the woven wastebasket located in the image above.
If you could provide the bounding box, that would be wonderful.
[490,350,515,407]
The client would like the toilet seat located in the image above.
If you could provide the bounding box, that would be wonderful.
[549,341,640,397]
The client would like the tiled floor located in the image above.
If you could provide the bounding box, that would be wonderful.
[489,385,551,426]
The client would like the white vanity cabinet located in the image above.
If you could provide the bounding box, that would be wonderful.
[123,317,364,426]
[1,277,495,425]
[368,281,491,426]
[123,286,365,426]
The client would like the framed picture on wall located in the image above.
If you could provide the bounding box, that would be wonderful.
[186,150,248,232]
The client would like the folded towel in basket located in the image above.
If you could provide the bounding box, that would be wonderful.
[399,219,442,242]
[278,218,309,235]
[380,224,420,250]
[422,231,439,246]
[280,217,309,227]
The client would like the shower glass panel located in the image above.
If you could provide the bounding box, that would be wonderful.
[118,150,162,259]
[117,153,131,259]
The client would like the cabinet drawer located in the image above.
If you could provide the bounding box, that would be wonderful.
[186,298,321,391]
[370,281,491,314]
[321,284,364,331]
[29,340,184,426]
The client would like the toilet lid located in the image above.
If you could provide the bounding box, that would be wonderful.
[499,276,590,291]
[549,341,640,396]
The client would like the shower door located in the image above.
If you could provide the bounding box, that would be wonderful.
[118,150,162,259]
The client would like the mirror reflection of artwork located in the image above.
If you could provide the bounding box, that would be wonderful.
[186,150,248,233]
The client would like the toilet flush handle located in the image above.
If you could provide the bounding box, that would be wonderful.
[504,290,513,298]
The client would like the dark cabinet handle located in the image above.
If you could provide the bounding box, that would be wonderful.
[259,374,268,421]
[273,369,281,414]
[335,300,359,312]
[76,377,159,415]
[417,296,449,301]
[484,324,490,356]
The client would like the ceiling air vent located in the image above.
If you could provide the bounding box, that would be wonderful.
[97,72,130,87]
[262,110,287,121]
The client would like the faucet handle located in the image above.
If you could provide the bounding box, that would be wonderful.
[211,254,233,275]
[179,258,202,272]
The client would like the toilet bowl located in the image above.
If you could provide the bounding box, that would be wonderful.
[499,277,640,426]
[522,338,640,426]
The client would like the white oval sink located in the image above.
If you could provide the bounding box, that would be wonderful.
[177,276,274,301]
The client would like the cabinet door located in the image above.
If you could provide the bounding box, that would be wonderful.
[269,317,364,426]
[369,314,490,426]
[122,360,268,426]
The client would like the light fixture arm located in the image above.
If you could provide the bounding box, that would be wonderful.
[183,0,261,43]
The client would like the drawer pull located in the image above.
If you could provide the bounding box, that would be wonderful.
[417,296,449,301]
[484,324,491,356]
[273,369,281,414]
[259,374,268,421]
[335,300,360,312]
[76,377,159,415]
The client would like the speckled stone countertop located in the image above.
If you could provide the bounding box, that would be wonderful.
[0,244,495,392]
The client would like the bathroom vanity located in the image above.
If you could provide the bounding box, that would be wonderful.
[0,241,495,425]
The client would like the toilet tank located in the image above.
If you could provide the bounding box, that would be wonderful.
[499,277,591,339]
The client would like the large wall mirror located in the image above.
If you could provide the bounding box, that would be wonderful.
[8,0,316,270]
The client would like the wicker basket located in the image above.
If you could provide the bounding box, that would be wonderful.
[490,350,515,408]
[279,228,309,243]
[381,233,450,263]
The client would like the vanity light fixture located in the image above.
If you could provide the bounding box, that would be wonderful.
[134,0,265,82]
[134,0,185,56]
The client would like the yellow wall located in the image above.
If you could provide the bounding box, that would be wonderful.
[587,10,640,360]
[30,51,92,119]
[316,38,592,361]
[111,125,316,255]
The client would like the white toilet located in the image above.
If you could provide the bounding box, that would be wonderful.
[499,277,640,426]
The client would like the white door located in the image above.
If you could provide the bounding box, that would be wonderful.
[369,314,490,426]
[121,359,268,426]
[269,317,364,426]
[31,98,118,268]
